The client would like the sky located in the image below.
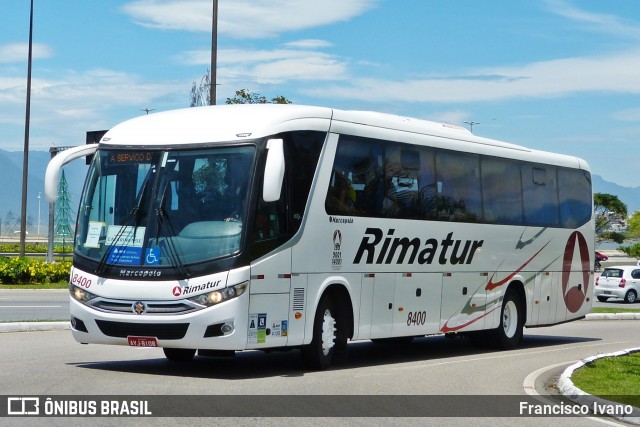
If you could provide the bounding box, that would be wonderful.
[2,0,640,187]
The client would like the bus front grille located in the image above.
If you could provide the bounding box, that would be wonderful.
[90,299,198,315]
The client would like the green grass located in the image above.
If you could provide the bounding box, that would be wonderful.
[571,352,640,408]
[591,307,640,313]
[0,282,68,290]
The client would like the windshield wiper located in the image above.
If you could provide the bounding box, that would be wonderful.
[95,167,154,274]
[154,179,190,278]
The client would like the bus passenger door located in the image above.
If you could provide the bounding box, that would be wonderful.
[247,248,292,349]
[440,273,488,333]
[369,273,395,339]
[392,273,442,336]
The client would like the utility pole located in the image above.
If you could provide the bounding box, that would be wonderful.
[210,0,218,105]
[20,0,34,256]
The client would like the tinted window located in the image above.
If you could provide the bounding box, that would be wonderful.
[558,168,592,228]
[325,135,591,228]
[481,157,523,225]
[522,164,559,226]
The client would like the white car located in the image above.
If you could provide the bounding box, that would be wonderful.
[595,265,640,304]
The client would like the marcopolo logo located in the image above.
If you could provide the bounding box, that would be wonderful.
[562,231,590,313]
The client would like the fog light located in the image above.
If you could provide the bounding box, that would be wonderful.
[221,323,234,334]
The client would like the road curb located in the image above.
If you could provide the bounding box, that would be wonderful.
[557,347,640,425]
[0,321,69,333]
[584,313,640,320]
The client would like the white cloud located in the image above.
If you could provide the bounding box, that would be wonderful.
[284,39,333,49]
[0,69,186,150]
[612,108,640,122]
[302,49,640,103]
[179,47,349,84]
[122,0,377,38]
[0,43,54,63]
[545,0,640,40]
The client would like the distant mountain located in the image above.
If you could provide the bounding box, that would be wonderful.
[592,175,640,214]
[0,149,88,233]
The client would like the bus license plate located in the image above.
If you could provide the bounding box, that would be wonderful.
[127,336,158,347]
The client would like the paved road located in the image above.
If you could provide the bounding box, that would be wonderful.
[0,289,69,321]
[0,320,637,426]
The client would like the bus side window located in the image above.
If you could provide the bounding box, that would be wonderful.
[417,147,437,220]
[325,136,381,217]
[383,146,420,218]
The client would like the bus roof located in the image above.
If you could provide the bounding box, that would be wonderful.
[99,104,589,171]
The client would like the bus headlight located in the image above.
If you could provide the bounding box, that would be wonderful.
[188,281,248,307]
[70,285,97,302]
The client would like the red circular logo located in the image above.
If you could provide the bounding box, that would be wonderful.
[172,286,182,297]
[561,231,590,313]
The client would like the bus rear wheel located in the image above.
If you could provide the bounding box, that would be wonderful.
[490,289,523,350]
[163,348,196,362]
[301,295,347,370]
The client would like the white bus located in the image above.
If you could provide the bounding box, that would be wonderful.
[45,105,594,369]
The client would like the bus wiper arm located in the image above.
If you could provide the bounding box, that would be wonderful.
[156,209,189,278]
[95,169,153,274]
[155,187,190,278]
[95,205,140,274]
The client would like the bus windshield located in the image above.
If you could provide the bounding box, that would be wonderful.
[75,146,255,269]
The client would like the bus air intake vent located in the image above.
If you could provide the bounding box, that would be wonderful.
[293,288,305,311]
[95,320,189,340]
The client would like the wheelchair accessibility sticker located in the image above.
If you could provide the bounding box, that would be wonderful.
[144,247,161,266]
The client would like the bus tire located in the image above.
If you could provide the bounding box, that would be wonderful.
[490,289,523,350]
[163,348,196,362]
[301,295,346,370]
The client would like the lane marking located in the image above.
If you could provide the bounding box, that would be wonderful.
[0,305,62,308]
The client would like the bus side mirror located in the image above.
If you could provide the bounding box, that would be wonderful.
[45,144,99,203]
[263,138,285,202]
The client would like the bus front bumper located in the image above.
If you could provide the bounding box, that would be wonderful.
[68,294,250,351]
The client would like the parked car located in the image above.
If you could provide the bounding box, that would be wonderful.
[594,251,608,272]
[595,265,640,303]
[595,251,608,262]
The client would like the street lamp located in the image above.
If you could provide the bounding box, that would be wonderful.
[37,192,41,235]
[464,121,480,133]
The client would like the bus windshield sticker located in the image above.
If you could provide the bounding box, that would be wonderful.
[107,246,143,265]
[84,221,105,248]
[144,247,161,265]
[105,226,145,248]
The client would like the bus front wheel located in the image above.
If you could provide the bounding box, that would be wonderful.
[301,295,347,370]
[490,290,523,350]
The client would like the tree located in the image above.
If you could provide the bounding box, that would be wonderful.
[190,69,212,107]
[225,89,292,105]
[593,193,627,242]
[54,170,75,244]
[627,211,640,239]
[4,210,16,234]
